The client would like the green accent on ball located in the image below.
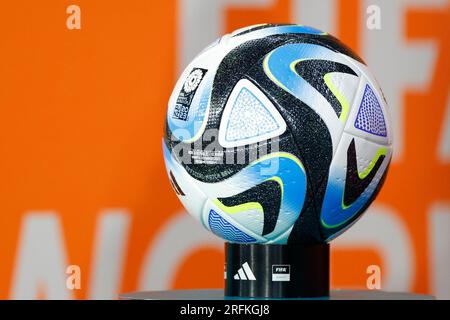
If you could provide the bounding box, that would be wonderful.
[323,73,350,122]
[266,176,284,200]
[357,147,387,180]
[339,146,388,211]
[322,146,389,229]
[213,152,303,216]
[214,199,263,215]
[263,51,291,94]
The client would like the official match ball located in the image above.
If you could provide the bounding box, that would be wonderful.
[163,24,392,244]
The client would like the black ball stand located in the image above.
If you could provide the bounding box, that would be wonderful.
[119,241,434,300]
[225,242,330,298]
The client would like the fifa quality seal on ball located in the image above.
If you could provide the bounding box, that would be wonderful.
[162,24,392,298]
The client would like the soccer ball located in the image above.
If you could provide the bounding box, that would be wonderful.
[163,24,392,244]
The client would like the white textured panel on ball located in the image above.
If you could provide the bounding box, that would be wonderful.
[218,79,286,148]
[162,144,207,223]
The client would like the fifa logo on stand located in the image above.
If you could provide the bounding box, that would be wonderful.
[272,265,290,282]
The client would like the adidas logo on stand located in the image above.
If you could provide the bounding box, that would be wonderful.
[233,262,256,281]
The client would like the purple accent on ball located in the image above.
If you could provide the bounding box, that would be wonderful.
[208,209,256,243]
[354,85,387,137]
